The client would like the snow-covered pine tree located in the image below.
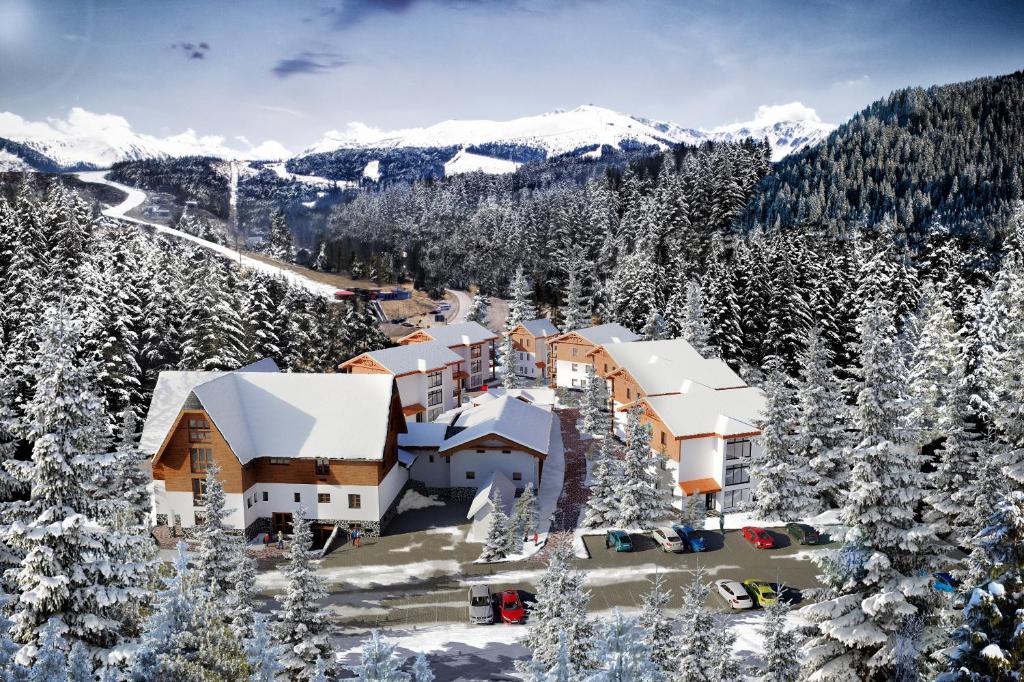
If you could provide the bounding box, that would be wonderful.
[609,249,661,335]
[505,265,537,332]
[268,210,294,262]
[0,352,25,502]
[518,540,594,673]
[411,653,434,682]
[243,273,282,364]
[499,333,520,389]
[108,409,153,529]
[193,461,237,596]
[350,630,410,682]
[939,491,1024,680]
[794,327,849,512]
[750,367,815,521]
[802,302,941,681]
[673,566,718,681]
[757,599,801,682]
[587,608,661,682]
[67,641,93,682]
[992,251,1024,485]
[907,285,961,445]
[641,308,668,342]
[638,572,673,674]
[583,437,623,528]
[678,490,705,530]
[28,620,68,681]
[561,267,589,333]
[309,656,329,682]
[246,612,285,682]
[708,621,743,682]
[478,488,514,562]
[579,366,609,437]
[3,304,150,665]
[618,405,664,529]
[679,280,716,357]
[131,543,197,680]
[276,507,332,678]
[925,355,986,545]
[312,242,328,271]
[510,483,539,552]
[225,537,259,639]
[465,292,490,326]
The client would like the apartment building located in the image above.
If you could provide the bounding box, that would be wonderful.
[508,318,560,381]
[547,323,641,389]
[399,321,498,389]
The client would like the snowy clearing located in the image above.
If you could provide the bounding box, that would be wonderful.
[397,490,446,515]
[256,559,462,592]
[443,149,521,176]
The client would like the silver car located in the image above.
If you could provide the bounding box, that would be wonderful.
[716,579,753,610]
[468,585,494,624]
[652,527,685,553]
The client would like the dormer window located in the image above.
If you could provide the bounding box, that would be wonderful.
[315,458,330,476]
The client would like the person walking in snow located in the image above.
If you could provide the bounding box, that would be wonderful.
[277,530,284,549]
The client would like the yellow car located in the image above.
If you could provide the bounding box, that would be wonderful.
[742,579,778,607]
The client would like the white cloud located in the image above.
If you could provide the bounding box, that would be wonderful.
[748,102,823,126]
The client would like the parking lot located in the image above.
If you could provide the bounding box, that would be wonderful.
[254,500,835,631]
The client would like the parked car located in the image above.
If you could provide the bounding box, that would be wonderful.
[741,526,775,549]
[785,522,821,545]
[716,580,753,610]
[652,527,685,553]
[932,572,960,594]
[672,524,706,552]
[499,589,525,624]
[742,579,778,607]
[468,585,494,624]
[605,530,633,552]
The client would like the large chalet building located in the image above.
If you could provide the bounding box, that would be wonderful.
[508,318,560,382]
[140,361,411,538]
[397,321,498,390]
[590,338,765,512]
[547,323,641,389]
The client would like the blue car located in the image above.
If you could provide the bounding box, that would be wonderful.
[932,572,959,594]
[605,530,633,552]
[672,524,706,552]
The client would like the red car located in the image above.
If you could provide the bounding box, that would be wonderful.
[499,590,525,624]
[741,526,775,549]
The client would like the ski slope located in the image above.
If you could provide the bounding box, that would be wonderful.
[75,171,337,298]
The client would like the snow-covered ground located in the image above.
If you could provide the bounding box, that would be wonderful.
[75,171,338,298]
[443,149,520,176]
[265,161,349,188]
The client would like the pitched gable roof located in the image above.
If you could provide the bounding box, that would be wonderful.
[409,321,497,347]
[440,395,554,456]
[563,323,640,346]
[356,341,462,376]
[519,319,559,338]
[467,471,516,519]
[642,384,766,439]
[139,358,279,455]
[603,339,746,393]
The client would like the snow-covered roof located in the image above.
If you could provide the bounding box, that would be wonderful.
[139,358,279,455]
[442,395,554,456]
[419,321,498,347]
[467,471,516,519]
[399,422,449,448]
[519,319,559,338]
[602,339,746,393]
[189,373,397,464]
[363,341,462,375]
[569,323,641,346]
[642,385,766,439]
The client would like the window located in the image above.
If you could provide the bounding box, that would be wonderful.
[466,471,476,480]
[723,488,751,509]
[427,389,443,407]
[572,379,579,387]
[318,493,331,503]
[427,371,443,388]
[188,427,211,443]
[269,458,290,465]
[191,478,207,506]
[501,449,511,454]
[262,491,268,502]
[189,447,213,473]
[476,448,485,453]
[572,347,578,357]
[427,407,442,422]
[294,492,301,503]
[572,363,579,372]
[246,496,252,509]
[725,463,751,486]
[626,387,632,400]
[725,439,752,460]
[348,494,361,509]
[659,431,667,445]
[471,345,482,358]
[518,351,524,361]
[512,472,522,481]
[315,458,330,476]
[604,363,608,373]
[428,455,435,463]
[471,359,482,374]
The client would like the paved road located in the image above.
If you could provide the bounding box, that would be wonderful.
[445,288,472,323]
[75,171,338,298]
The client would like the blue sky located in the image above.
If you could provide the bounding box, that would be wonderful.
[1,0,1023,151]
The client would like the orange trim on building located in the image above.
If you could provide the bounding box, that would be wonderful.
[402,403,427,417]
[678,478,722,495]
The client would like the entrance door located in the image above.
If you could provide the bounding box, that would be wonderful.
[272,512,293,535]
[705,493,716,511]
